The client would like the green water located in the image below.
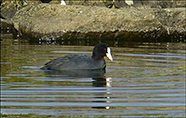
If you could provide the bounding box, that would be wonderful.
[1,36,186,117]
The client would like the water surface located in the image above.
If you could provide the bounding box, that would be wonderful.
[1,37,186,117]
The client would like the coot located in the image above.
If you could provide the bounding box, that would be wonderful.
[41,43,113,70]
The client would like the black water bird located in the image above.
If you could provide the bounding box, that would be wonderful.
[41,43,113,71]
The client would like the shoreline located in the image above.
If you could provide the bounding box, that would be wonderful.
[1,3,185,41]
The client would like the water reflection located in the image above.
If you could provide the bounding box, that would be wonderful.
[93,77,112,87]
[44,70,105,78]
[92,77,112,109]
[1,36,185,117]
[44,69,112,109]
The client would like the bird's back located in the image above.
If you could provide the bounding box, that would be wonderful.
[41,55,104,70]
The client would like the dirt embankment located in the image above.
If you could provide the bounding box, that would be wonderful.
[1,1,186,41]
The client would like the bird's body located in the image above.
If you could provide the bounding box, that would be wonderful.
[41,54,106,70]
[41,43,113,71]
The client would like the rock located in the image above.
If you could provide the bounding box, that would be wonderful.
[0,18,17,38]
[132,0,186,8]
[1,2,17,19]
[1,0,186,19]
[0,0,41,19]
[10,3,185,41]
[155,8,186,33]
[1,0,185,41]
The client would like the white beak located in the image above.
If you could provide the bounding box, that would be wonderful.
[106,47,113,61]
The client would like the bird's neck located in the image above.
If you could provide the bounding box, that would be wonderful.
[92,53,103,60]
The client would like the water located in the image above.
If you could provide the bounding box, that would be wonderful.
[1,36,186,117]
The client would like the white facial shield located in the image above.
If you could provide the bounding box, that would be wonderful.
[106,47,113,61]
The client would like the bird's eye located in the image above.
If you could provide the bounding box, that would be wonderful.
[104,48,106,51]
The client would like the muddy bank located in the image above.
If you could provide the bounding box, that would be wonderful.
[1,3,186,41]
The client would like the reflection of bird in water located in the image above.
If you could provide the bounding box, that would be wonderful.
[92,77,112,109]
[44,69,106,78]
[42,66,112,109]
[93,77,112,87]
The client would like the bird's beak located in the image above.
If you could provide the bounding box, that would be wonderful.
[106,47,113,61]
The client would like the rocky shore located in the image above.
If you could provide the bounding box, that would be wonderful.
[1,0,186,42]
